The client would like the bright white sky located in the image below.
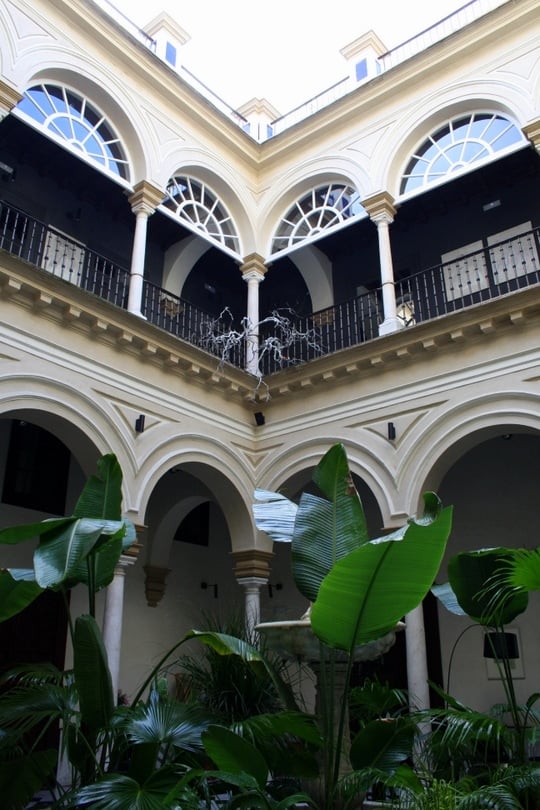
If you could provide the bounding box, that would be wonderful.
[110,0,467,113]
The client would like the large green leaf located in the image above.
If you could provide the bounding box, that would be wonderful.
[73,614,114,731]
[349,717,415,772]
[311,499,453,650]
[292,444,370,602]
[74,453,123,520]
[202,724,269,788]
[67,770,185,810]
[0,517,75,546]
[0,749,57,810]
[126,690,210,751]
[448,548,528,626]
[252,489,298,544]
[0,569,43,621]
[33,518,126,589]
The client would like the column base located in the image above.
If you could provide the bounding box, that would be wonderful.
[378,317,403,336]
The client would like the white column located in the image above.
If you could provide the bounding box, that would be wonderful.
[237,576,267,637]
[102,552,138,701]
[126,203,152,316]
[363,191,401,336]
[125,181,164,317]
[405,603,430,711]
[372,213,401,335]
[241,254,267,376]
[243,270,265,376]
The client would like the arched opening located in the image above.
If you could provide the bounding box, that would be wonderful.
[432,429,540,713]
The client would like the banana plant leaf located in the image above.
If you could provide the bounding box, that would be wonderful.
[33,517,127,589]
[73,453,123,520]
[447,548,528,626]
[0,569,43,621]
[254,444,370,603]
[0,517,75,545]
[202,724,269,789]
[311,497,452,650]
[73,613,114,732]
[349,717,416,772]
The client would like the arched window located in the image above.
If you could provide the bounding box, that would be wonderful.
[16,84,130,180]
[400,113,524,194]
[271,183,364,255]
[162,175,240,255]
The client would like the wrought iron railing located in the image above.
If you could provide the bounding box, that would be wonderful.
[1,200,539,375]
[394,226,540,325]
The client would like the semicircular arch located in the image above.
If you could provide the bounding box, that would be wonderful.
[378,84,532,199]
[255,436,398,528]
[395,391,540,512]
[13,62,149,182]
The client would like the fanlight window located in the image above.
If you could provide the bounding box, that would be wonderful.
[17,84,129,180]
[162,176,240,255]
[271,184,364,255]
[400,113,523,194]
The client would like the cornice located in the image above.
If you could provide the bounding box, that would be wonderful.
[0,251,256,402]
[257,285,540,402]
[257,0,538,168]
[1,252,539,413]
[34,0,261,169]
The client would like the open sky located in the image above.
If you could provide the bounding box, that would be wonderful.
[108,0,469,113]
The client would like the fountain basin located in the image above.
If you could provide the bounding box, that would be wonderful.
[256,618,404,664]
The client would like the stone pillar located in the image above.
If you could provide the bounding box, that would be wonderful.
[231,548,273,637]
[523,119,540,155]
[102,542,141,701]
[240,254,267,376]
[0,80,22,121]
[363,191,401,335]
[405,603,430,712]
[126,181,164,316]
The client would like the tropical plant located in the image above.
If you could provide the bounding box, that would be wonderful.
[250,442,453,809]
[0,455,318,809]
[428,547,540,808]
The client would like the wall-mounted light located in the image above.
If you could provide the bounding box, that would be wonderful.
[254,411,265,426]
[267,582,283,598]
[388,422,396,441]
[0,161,15,182]
[201,581,218,598]
[135,414,146,433]
[482,199,501,212]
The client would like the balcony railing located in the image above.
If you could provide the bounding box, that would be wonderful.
[1,200,539,375]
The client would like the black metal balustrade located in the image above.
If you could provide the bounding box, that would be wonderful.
[1,200,539,374]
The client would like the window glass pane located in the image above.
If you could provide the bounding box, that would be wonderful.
[400,113,524,194]
[17,84,129,180]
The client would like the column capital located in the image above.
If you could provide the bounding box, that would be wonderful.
[241,253,267,279]
[0,80,23,120]
[362,190,397,224]
[523,119,540,152]
[231,548,274,580]
[128,180,164,215]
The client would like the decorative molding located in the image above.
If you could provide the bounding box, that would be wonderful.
[144,564,171,607]
[231,549,274,580]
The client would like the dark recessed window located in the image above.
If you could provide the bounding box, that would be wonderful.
[174,502,210,546]
[2,421,70,514]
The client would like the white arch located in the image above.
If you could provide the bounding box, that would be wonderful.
[134,436,263,557]
[254,435,399,528]
[376,82,535,198]
[395,390,540,512]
